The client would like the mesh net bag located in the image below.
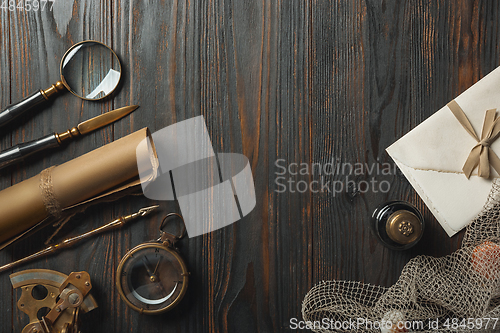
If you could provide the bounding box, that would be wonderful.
[302,180,500,332]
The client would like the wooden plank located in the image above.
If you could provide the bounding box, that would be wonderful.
[111,0,191,331]
[264,1,314,331]
[5,8,70,332]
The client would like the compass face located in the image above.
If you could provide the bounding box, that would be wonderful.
[116,243,188,314]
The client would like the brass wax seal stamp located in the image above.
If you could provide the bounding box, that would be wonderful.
[372,201,425,250]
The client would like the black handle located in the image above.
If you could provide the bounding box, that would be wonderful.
[0,133,60,170]
[0,90,48,130]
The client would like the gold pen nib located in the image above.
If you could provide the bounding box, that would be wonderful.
[123,205,160,222]
[56,105,139,143]
[138,205,160,217]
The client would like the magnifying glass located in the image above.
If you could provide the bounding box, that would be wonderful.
[0,40,122,129]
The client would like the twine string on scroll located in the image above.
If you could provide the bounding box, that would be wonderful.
[0,128,154,249]
[448,100,500,179]
[39,167,62,219]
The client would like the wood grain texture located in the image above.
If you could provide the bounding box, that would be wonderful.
[1,1,500,332]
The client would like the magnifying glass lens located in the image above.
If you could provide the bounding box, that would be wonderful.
[61,41,121,100]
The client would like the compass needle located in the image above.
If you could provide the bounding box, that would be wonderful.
[153,257,162,276]
[142,257,154,276]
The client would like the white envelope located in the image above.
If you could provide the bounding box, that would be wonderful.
[386,66,500,237]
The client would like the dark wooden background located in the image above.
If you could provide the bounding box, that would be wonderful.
[1,0,499,332]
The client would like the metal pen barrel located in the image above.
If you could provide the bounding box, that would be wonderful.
[0,205,158,273]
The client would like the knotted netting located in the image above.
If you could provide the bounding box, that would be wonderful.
[302,180,500,332]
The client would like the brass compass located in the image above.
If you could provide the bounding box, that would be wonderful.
[116,213,189,314]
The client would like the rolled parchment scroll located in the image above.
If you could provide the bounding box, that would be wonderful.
[0,128,157,245]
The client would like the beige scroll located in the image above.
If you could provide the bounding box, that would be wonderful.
[0,128,157,246]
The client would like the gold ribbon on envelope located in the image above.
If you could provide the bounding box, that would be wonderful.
[448,100,500,179]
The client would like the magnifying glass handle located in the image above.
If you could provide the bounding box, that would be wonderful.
[0,133,59,170]
[0,91,48,129]
[0,82,65,130]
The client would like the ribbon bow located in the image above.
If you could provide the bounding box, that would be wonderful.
[448,100,500,179]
